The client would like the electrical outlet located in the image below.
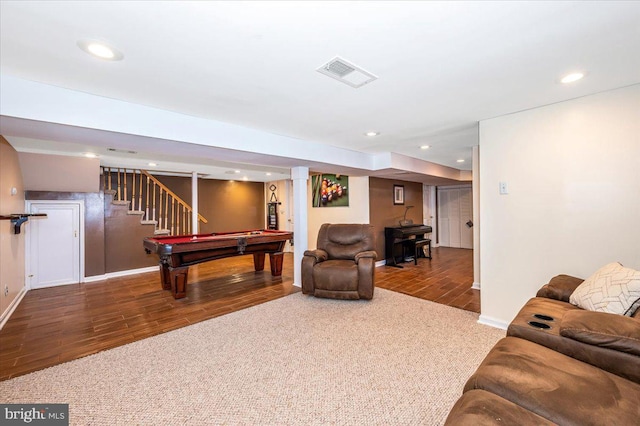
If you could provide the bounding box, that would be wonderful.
[3,285,8,296]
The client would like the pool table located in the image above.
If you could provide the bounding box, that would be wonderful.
[143,229,293,299]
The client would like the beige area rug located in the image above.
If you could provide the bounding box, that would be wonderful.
[0,288,504,425]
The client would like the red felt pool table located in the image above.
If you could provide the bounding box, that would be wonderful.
[143,229,293,299]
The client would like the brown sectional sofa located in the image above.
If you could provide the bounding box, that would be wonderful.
[446,274,640,425]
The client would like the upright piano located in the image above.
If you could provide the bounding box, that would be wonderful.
[384,224,433,267]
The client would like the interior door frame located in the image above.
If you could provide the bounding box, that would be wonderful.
[25,200,85,289]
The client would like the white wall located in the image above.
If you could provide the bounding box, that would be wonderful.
[479,84,640,327]
[307,176,370,249]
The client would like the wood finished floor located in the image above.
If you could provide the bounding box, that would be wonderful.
[0,247,477,381]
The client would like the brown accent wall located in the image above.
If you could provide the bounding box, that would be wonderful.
[155,176,266,233]
[103,192,157,273]
[369,177,424,260]
[25,191,106,277]
[0,136,26,316]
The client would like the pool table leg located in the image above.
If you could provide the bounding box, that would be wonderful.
[269,252,284,276]
[159,261,188,299]
[159,262,172,290]
[253,252,266,271]
[168,266,189,299]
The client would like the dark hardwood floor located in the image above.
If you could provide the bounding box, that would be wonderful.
[0,247,477,381]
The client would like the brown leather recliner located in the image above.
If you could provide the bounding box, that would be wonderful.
[302,223,377,300]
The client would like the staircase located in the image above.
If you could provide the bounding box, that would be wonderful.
[102,167,207,235]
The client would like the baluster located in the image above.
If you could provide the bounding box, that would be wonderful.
[183,208,187,234]
[108,167,112,191]
[171,198,176,235]
[152,182,157,223]
[138,171,143,214]
[145,175,150,221]
[164,191,169,233]
[131,170,136,211]
[158,188,163,230]
[176,203,180,235]
[117,168,121,200]
[124,169,128,204]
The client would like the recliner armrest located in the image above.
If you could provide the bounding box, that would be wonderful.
[560,310,640,357]
[536,274,584,302]
[354,250,377,264]
[303,249,328,263]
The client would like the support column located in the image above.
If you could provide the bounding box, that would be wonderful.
[291,166,309,288]
[191,171,199,234]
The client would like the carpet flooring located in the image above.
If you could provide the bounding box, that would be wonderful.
[0,288,504,425]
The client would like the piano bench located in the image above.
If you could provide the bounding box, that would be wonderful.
[414,239,432,264]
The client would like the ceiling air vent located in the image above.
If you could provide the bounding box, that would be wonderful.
[107,148,137,154]
[316,56,377,88]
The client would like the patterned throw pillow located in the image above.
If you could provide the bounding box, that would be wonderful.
[570,262,640,316]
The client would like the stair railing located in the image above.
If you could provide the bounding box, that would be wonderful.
[102,167,208,235]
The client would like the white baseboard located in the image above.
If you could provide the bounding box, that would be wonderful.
[83,266,159,283]
[375,259,387,268]
[0,286,28,331]
[471,282,481,290]
[478,314,509,330]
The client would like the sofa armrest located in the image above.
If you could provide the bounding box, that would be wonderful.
[303,249,328,263]
[536,274,584,302]
[560,310,640,357]
[354,250,377,264]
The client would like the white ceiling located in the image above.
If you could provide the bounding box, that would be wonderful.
[1,1,639,182]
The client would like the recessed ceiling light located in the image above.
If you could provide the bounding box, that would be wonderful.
[242,176,249,181]
[148,162,157,167]
[84,152,98,158]
[364,131,380,137]
[456,159,465,163]
[77,39,124,61]
[266,172,272,176]
[420,145,430,150]
[235,170,241,174]
[561,72,584,84]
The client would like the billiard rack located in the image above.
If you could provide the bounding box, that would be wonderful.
[0,213,47,234]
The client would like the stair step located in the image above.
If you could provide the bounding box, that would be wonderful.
[141,220,158,225]
[155,229,171,236]
[112,200,129,206]
[127,210,145,216]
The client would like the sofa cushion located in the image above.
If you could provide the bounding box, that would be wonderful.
[312,260,358,291]
[507,297,640,383]
[569,262,640,316]
[444,389,555,425]
[560,309,640,357]
[464,337,640,425]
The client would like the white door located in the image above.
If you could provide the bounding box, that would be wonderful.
[437,186,473,249]
[27,202,81,288]
[459,187,473,249]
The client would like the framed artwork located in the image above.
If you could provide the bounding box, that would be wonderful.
[311,174,349,207]
[393,185,404,205]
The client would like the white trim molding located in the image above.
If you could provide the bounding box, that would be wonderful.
[0,287,28,330]
[478,314,509,330]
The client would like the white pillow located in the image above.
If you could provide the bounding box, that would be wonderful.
[569,262,640,316]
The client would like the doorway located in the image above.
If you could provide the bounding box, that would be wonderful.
[26,201,84,289]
